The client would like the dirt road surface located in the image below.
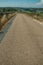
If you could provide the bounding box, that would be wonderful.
[0,13,43,65]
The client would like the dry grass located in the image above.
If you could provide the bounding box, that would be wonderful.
[0,13,16,31]
[25,12,43,22]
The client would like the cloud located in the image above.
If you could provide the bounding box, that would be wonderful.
[36,0,43,5]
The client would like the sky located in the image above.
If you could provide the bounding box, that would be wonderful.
[0,0,43,8]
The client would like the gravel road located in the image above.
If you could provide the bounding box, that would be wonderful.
[0,13,43,65]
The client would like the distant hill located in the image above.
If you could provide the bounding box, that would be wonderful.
[0,7,43,13]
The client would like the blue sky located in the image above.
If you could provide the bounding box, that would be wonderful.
[0,0,43,8]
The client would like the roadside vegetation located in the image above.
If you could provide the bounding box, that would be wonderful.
[0,7,17,31]
[26,12,43,22]
[22,8,43,22]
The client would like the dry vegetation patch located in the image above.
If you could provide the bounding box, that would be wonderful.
[0,13,16,31]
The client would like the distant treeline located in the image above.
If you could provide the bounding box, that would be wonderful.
[21,8,43,13]
[0,7,43,14]
[0,7,18,13]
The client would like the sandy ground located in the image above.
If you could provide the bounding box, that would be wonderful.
[0,13,43,65]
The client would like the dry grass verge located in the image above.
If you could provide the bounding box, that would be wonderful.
[25,12,43,22]
[0,13,16,31]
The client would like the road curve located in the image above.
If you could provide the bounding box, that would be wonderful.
[0,13,43,65]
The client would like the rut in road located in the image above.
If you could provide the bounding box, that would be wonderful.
[0,14,43,65]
